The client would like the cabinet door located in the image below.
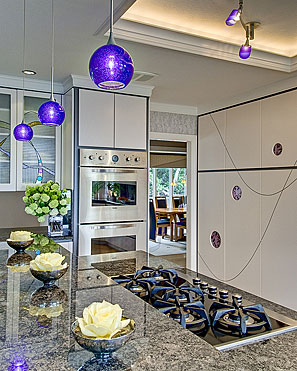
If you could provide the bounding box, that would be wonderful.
[115,95,147,150]
[0,88,17,191]
[79,89,114,148]
[16,91,62,190]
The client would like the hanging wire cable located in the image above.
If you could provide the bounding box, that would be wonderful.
[209,113,297,196]
[50,0,54,100]
[199,165,292,282]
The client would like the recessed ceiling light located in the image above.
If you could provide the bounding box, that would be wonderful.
[22,69,36,75]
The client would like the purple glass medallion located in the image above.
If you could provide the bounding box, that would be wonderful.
[225,9,240,26]
[89,44,134,90]
[38,100,65,127]
[210,231,221,249]
[13,123,33,141]
[239,45,251,59]
[273,143,282,156]
[232,185,242,200]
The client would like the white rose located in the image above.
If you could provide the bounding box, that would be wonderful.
[30,253,67,271]
[9,231,32,241]
[77,301,130,339]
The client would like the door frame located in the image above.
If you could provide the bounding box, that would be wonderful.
[149,131,197,271]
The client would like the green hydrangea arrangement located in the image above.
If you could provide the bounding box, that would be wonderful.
[23,181,70,223]
[27,233,59,253]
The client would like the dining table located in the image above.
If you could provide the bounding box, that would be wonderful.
[155,207,187,241]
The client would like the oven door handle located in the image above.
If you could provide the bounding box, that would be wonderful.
[89,224,135,230]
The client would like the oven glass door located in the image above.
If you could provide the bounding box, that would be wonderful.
[92,235,136,254]
[79,168,147,223]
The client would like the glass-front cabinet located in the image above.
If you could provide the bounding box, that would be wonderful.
[16,91,61,190]
[0,88,61,191]
[0,88,17,191]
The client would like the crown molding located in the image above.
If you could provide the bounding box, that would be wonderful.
[113,19,295,73]
[0,74,64,94]
[150,102,198,115]
[63,74,154,97]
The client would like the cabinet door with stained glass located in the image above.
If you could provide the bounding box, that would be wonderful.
[0,88,17,191]
[16,91,61,190]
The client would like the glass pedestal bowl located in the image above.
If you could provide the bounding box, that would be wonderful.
[6,238,34,253]
[30,265,68,287]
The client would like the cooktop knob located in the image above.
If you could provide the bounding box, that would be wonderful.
[88,155,95,160]
[112,155,119,163]
[219,289,228,299]
[135,157,140,162]
[98,155,104,160]
[126,157,131,161]
[200,281,208,291]
[232,294,242,306]
[193,277,201,286]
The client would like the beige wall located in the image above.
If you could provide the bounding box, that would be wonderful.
[198,89,297,311]
[0,192,39,228]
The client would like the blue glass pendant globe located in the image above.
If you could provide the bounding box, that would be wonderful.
[13,123,33,141]
[38,100,65,127]
[89,44,134,90]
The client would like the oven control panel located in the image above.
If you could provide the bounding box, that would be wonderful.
[80,148,147,168]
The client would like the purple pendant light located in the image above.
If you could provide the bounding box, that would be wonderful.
[13,123,33,141]
[225,0,243,26]
[89,0,134,90]
[38,0,65,127]
[239,22,258,60]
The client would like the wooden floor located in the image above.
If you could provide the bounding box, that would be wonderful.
[162,253,186,267]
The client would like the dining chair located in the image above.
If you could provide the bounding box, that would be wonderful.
[175,219,186,242]
[149,199,170,240]
[172,196,182,208]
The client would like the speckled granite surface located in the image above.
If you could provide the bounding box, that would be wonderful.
[0,246,297,370]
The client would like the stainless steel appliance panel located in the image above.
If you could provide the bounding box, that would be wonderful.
[79,222,147,256]
[79,167,147,223]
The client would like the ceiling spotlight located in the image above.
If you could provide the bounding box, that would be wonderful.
[225,0,243,26]
[239,22,259,60]
[22,69,36,75]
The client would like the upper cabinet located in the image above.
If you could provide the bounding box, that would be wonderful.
[16,91,62,190]
[78,89,147,150]
[0,88,17,191]
[115,94,147,150]
[79,89,114,148]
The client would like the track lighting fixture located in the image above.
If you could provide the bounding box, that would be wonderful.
[225,0,243,26]
[239,22,259,59]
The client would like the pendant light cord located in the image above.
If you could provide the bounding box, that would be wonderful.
[107,0,115,45]
[22,0,26,122]
[50,0,55,101]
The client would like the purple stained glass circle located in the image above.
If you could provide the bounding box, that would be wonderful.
[13,123,33,141]
[232,185,242,200]
[273,143,282,156]
[38,100,65,127]
[210,231,221,249]
[89,44,134,90]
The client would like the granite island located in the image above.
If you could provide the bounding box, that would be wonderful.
[0,243,297,371]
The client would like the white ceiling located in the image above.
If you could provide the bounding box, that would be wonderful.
[0,0,295,111]
[123,0,297,57]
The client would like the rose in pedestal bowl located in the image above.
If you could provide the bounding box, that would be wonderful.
[6,231,34,253]
[29,252,68,286]
[72,301,135,363]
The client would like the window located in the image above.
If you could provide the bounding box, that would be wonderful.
[156,168,169,196]
[173,168,186,196]
[149,168,154,197]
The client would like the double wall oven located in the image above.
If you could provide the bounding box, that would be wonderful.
[78,149,147,256]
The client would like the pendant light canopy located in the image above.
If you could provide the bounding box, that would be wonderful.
[38,0,65,127]
[14,123,33,141]
[89,0,134,90]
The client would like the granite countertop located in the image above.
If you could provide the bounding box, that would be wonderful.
[0,245,297,370]
[0,226,73,243]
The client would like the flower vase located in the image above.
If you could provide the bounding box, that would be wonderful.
[48,214,63,237]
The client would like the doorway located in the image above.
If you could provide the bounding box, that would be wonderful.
[148,133,197,270]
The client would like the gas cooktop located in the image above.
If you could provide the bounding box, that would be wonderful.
[112,266,297,351]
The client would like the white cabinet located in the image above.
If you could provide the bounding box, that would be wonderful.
[16,91,62,190]
[79,89,114,148]
[0,88,17,191]
[198,111,226,171]
[115,94,147,150]
[78,89,147,150]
